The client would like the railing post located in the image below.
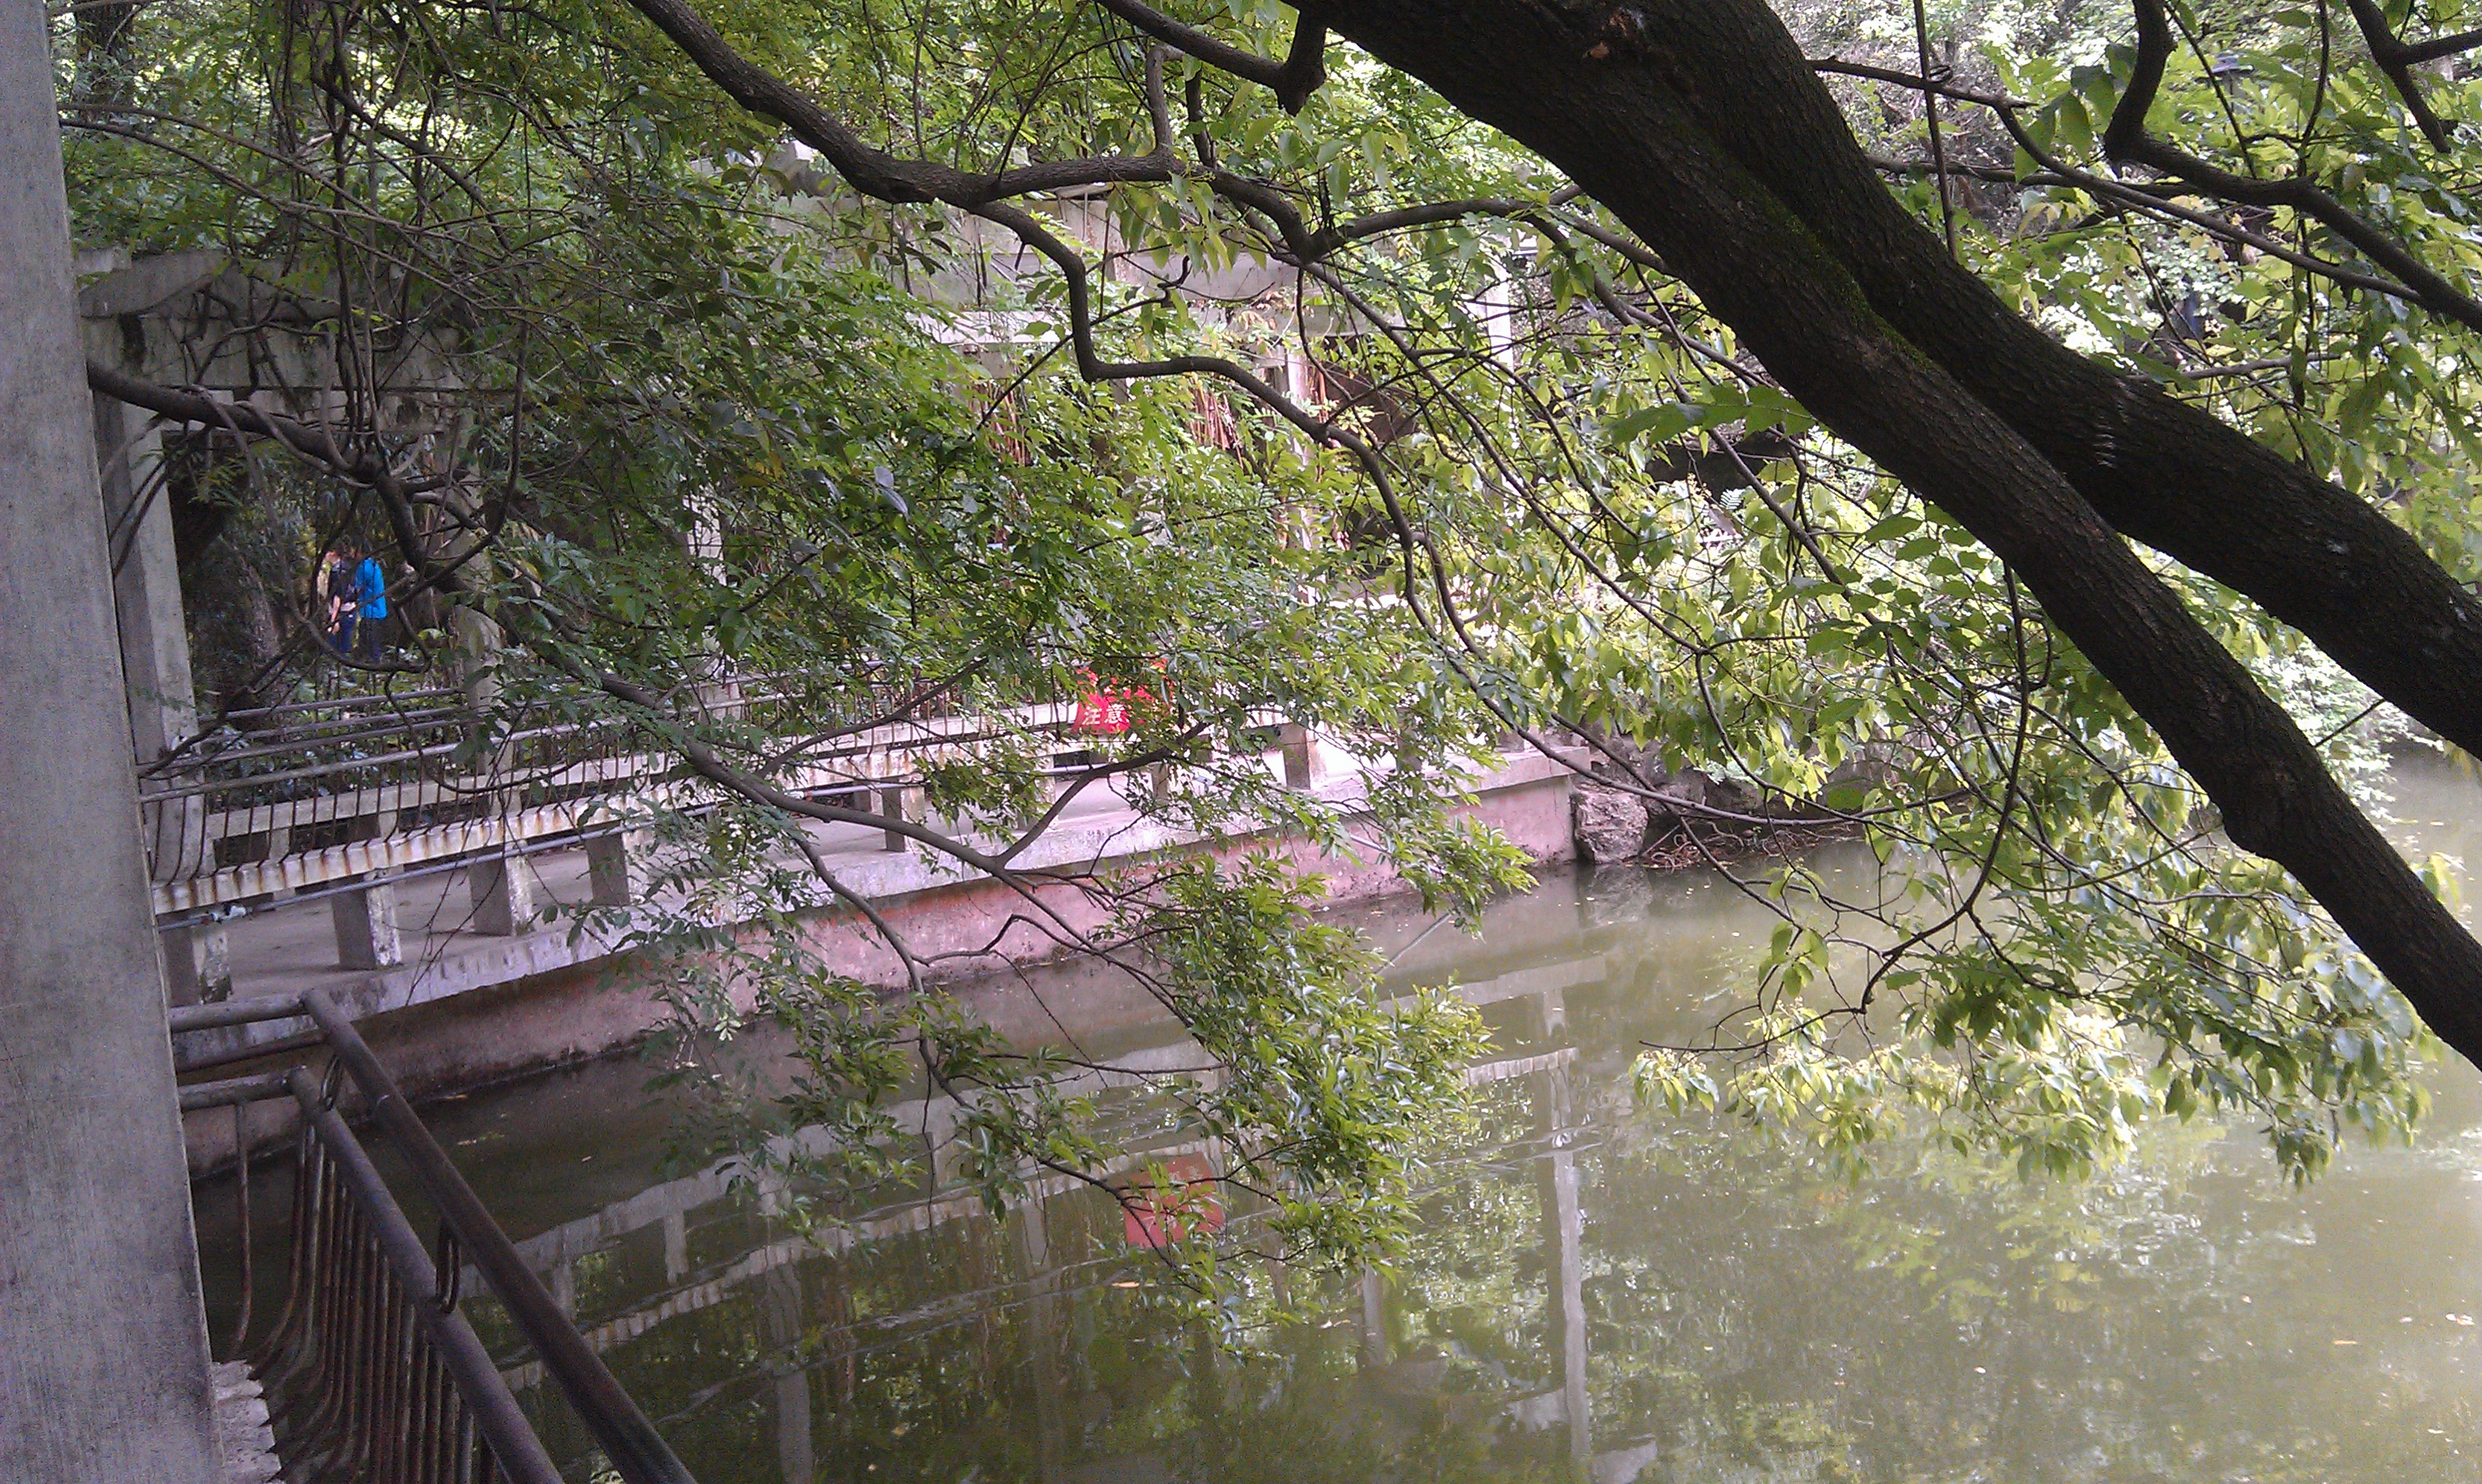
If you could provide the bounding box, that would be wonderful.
[298,991,699,1484]
[280,1070,566,1484]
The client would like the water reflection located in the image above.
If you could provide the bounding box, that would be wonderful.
[198,759,2482,1482]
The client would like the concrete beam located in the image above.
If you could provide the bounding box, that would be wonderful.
[0,5,221,1474]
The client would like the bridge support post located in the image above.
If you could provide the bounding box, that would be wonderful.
[587,828,656,907]
[878,782,908,852]
[467,848,538,934]
[0,6,222,1473]
[1278,723,1317,791]
[332,877,405,969]
[661,1210,688,1283]
[92,343,221,1000]
[160,920,233,1004]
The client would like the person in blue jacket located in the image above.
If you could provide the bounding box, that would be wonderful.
[354,547,389,662]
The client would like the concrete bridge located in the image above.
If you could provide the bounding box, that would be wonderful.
[163,696,1582,1152]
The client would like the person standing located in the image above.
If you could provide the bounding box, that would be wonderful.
[354,546,389,662]
[315,544,347,651]
[329,543,360,656]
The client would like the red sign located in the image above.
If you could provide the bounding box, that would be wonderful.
[1074,687,1135,734]
[1071,661,1168,736]
[1120,1153,1224,1250]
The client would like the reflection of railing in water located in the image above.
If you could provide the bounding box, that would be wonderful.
[177,990,698,1484]
[487,1042,1620,1481]
[492,1031,1584,1390]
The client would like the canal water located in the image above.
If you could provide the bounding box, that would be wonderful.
[201,760,2482,1482]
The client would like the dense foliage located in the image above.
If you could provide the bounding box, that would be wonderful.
[55,0,2482,1288]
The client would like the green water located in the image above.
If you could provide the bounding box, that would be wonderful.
[203,759,2482,1482]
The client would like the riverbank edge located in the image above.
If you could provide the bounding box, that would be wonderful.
[179,749,1584,1175]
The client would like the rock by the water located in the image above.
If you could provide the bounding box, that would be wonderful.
[1573,782,1650,864]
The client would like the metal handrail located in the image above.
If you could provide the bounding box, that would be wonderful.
[281,1067,565,1484]
[176,991,700,1484]
[299,990,699,1484]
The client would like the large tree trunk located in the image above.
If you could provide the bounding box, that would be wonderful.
[1617,0,2482,760]
[1322,0,2482,1064]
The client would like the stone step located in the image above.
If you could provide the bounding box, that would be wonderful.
[211,1359,284,1484]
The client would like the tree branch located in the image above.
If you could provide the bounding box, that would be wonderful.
[1087,0,1328,112]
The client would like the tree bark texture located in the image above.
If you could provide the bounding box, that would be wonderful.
[1322,0,2482,1062]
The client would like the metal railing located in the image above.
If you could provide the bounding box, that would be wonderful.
[179,990,698,1484]
[143,681,1082,917]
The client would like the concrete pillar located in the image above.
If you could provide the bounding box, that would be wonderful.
[685,490,744,715]
[760,1266,814,1484]
[0,4,222,1473]
[661,1210,688,1284]
[93,366,210,949]
[1357,1268,1390,1368]
[331,877,403,969]
[91,391,194,763]
[1535,1064,1591,1466]
[1277,723,1316,791]
[1530,985,1568,1041]
[465,848,536,935]
[449,606,504,712]
[1016,1200,1066,1483]
[920,1097,959,1191]
[879,782,906,852]
[586,827,655,907]
[1544,1144,1590,1466]
[159,921,231,1004]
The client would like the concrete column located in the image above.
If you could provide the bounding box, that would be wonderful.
[878,782,907,852]
[0,4,221,1474]
[1530,985,1569,1042]
[450,606,504,712]
[1016,1200,1066,1483]
[94,375,217,1005]
[920,1096,959,1191]
[1535,1064,1591,1467]
[331,877,404,969]
[465,848,536,935]
[91,391,194,764]
[760,1265,814,1484]
[1277,723,1316,791]
[661,1210,689,1284]
[159,920,231,1004]
[586,827,655,907]
[1357,1268,1390,1368]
